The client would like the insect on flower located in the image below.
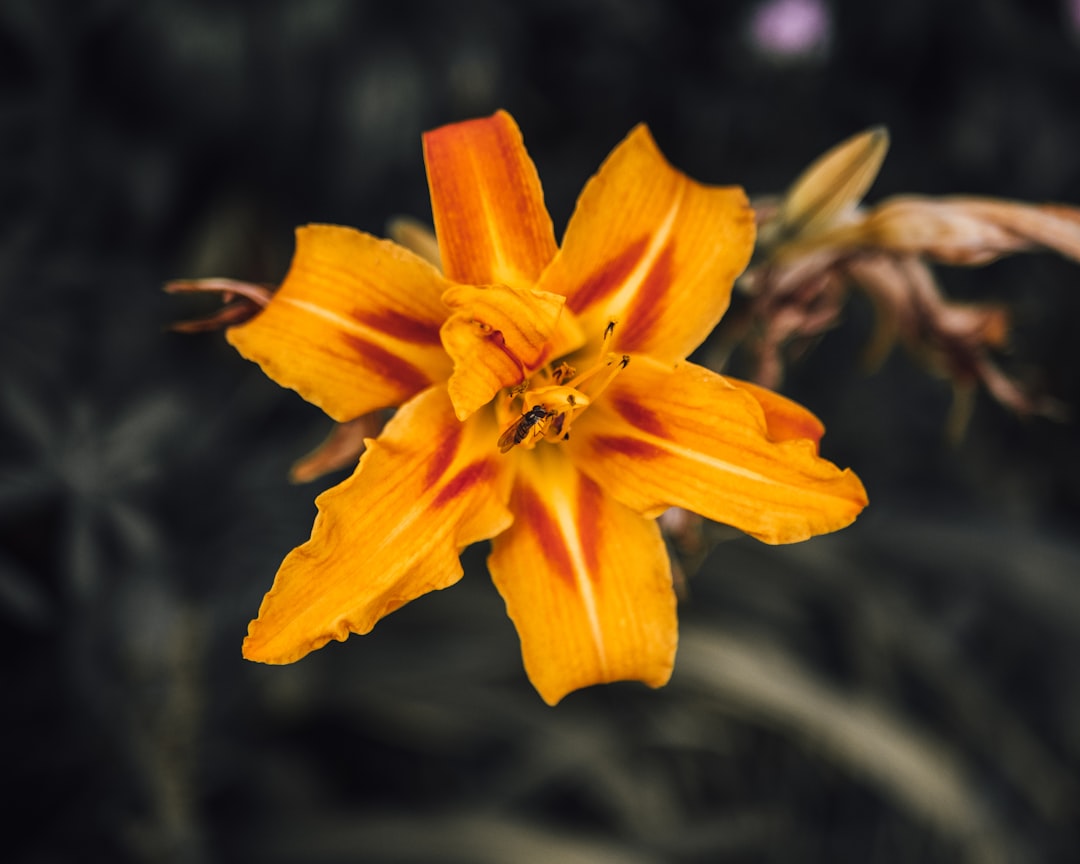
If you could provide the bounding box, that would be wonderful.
[498,404,552,453]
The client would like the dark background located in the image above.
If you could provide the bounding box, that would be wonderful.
[3,1,1080,862]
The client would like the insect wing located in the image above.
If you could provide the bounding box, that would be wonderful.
[498,420,522,453]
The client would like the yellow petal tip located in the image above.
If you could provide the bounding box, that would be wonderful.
[778,125,891,244]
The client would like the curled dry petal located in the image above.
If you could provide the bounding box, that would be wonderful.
[164,277,273,332]
[843,253,1010,368]
[820,196,1080,266]
[972,354,1068,422]
[740,254,848,389]
[289,412,387,484]
[843,253,1062,432]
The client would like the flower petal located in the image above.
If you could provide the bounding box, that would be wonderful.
[440,283,583,420]
[423,111,558,290]
[832,195,1080,265]
[535,124,755,361]
[243,386,513,664]
[569,356,867,544]
[724,377,826,449]
[227,225,453,422]
[773,126,889,247]
[488,447,677,705]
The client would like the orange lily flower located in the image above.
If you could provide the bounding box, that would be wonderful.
[226,111,867,704]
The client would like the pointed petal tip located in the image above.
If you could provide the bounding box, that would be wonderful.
[241,611,345,665]
[777,125,891,245]
[241,633,276,664]
[866,124,890,145]
[241,630,303,665]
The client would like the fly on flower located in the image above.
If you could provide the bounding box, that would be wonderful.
[198,110,867,705]
[498,405,553,453]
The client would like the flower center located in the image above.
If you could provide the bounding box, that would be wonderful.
[495,323,629,454]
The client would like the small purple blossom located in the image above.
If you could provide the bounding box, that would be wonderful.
[749,0,831,59]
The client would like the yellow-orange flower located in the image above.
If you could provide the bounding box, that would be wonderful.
[226,111,867,704]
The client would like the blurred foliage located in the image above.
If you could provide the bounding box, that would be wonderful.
[2,1,1079,862]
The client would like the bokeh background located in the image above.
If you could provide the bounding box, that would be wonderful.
[3,1,1080,862]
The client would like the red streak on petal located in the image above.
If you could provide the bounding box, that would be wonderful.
[423,112,556,286]
[432,457,495,508]
[612,243,675,352]
[567,236,649,314]
[515,484,575,589]
[487,329,526,379]
[611,394,667,438]
[341,333,432,395]
[592,435,667,461]
[528,342,552,373]
[425,423,463,490]
[576,473,605,580]
[353,308,443,346]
